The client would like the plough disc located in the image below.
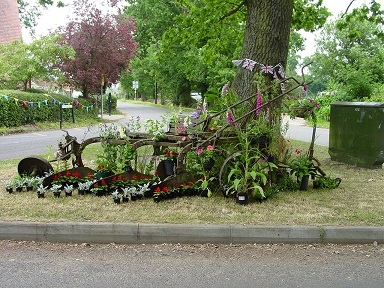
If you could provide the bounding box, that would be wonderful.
[18,156,53,177]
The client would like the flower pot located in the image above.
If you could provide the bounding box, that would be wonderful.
[131,194,138,201]
[122,196,129,203]
[65,192,72,197]
[164,160,175,176]
[6,187,13,193]
[113,197,121,204]
[153,196,162,203]
[203,158,215,171]
[78,189,85,195]
[53,191,61,198]
[37,193,45,199]
[16,187,23,192]
[299,175,310,191]
[236,192,249,205]
[26,186,34,191]
[199,189,209,197]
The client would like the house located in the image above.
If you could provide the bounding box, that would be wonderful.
[0,0,22,44]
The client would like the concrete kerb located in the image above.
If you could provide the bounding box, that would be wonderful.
[0,222,383,245]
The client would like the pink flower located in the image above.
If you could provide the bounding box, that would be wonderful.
[181,136,187,141]
[197,147,203,154]
[227,111,235,123]
[207,145,214,151]
[255,90,263,115]
[221,84,229,95]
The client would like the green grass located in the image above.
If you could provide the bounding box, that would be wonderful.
[1,140,383,226]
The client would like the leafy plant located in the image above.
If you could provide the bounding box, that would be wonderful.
[289,149,316,181]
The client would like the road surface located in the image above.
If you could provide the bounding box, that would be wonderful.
[0,240,383,288]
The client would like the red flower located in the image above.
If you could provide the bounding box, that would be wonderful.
[162,186,169,192]
[66,171,71,177]
[101,179,107,186]
[133,174,137,180]
[73,171,81,178]
[94,183,99,188]
[155,187,161,192]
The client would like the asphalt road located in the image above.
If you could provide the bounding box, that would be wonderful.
[1,241,383,288]
[0,101,328,161]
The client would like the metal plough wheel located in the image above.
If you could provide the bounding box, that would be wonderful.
[18,156,53,177]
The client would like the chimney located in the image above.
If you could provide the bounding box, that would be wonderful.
[0,0,22,44]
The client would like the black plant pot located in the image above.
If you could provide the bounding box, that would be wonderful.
[6,187,13,193]
[236,192,249,205]
[113,197,121,204]
[16,187,23,192]
[164,160,175,176]
[53,192,61,198]
[122,196,129,203]
[26,186,34,191]
[203,158,215,171]
[65,192,73,197]
[199,189,209,197]
[131,194,138,201]
[78,189,85,195]
[153,196,162,203]
[299,175,310,191]
[37,193,45,198]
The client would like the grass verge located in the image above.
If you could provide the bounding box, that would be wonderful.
[0,140,383,226]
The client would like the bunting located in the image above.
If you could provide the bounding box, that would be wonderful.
[0,94,95,112]
[232,58,286,79]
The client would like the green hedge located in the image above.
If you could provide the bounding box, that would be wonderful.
[0,90,98,127]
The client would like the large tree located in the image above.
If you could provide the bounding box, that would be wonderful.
[309,1,384,101]
[0,35,74,90]
[59,0,138,98]
[123,0,329,104]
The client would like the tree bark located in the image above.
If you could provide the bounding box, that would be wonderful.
[232,0,294,100]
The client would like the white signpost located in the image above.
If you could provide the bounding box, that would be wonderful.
[132,81,139,100]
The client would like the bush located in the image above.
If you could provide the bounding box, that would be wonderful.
[0,89,98,127]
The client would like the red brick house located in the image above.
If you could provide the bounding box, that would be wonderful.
[0,0,22,44]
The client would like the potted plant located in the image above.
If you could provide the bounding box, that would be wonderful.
[111,190,121,204]
[289,149,316,190]
[14,178,25,192]
[63,184,74,197]
[289,97,319,120]
[121,187,131,202]
[162,148,178,176]
[313,176,342,189]
[24,177,36,191]
[78,180,93,195]
[50,184,62,198]
[224,149,274,203]
[36,185,47,198]
[91,180,109,197]
[3,180,14,193]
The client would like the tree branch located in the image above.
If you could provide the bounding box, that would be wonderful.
[341,0,356,18]
[219,1,246,21]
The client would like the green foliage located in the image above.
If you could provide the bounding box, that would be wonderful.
[309,1,384,101]
[0,36,74,90]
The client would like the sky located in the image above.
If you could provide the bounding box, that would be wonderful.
[22,0,382,57]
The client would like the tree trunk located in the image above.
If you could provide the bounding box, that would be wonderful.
[232,0,294,100]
